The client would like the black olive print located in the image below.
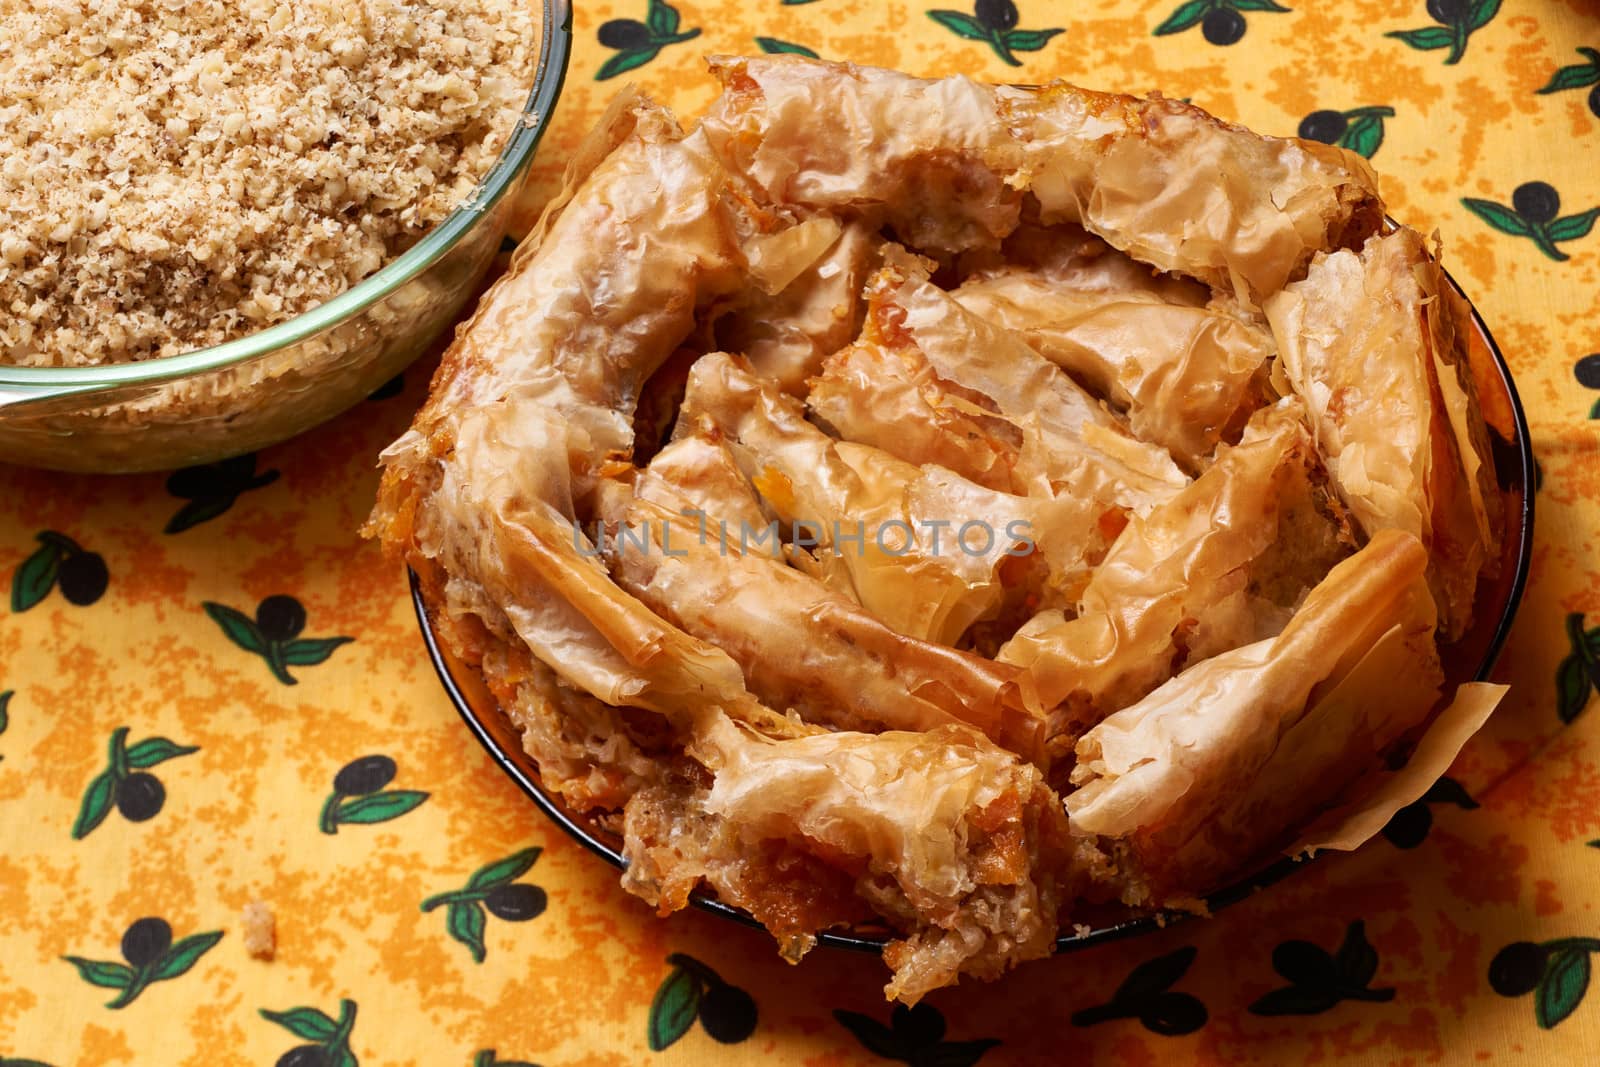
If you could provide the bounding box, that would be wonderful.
[1485,934,1600,1028]
[275,1047,327,1067]
[65,919,223,1007]
[1071,945,1209,1035]
[1388,0,1501,63]
[1512,182,1561,225]
[1249,922,1395,1016]
[166,454,271,499]
[1536,48,1600,109]
[72,727,200,838]
[649,953,763,1049]
[12,531,111,611]
[1299,110,1350,144]
[166,468,218,500]
[1381,802,1433,848]
[1426,0,1465,23]
[204,597,354,685]
[1489,942,1549,997]
[1272,940,1342,987]
[483,883,547,922]
[1555,612,1600,720]
[1139,993,1208,1036]
[164,453,280,534]
[835,1001,1000,1061]
[594,0,701,81]
[974,0,1019,32]
[1464,181,1598,262]
[598,19,652,49]
[320,755,426,834]
[116,773,165,822]
[261,1000,359,1064]
[699,983,759,1043]
[367,374,405,401]
[1201,7,1246,46]
[57,552,109,606]
[928,2,1063,67]
[1296,105,1395,159]
[333,755,398,797]
[892,1002,946,1047]
[421,848,544,962]
[120,917,173,968]
[255,595,308,642]
[1153,0,1285,48]
[1575,354,1600,389]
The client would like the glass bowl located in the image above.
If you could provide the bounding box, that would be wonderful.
[411,263,1534,955]
[0,0,573,474]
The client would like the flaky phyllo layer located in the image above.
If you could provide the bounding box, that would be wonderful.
[368,57,1508,1001]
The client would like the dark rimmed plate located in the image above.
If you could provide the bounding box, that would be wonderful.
[411,265,1534,955]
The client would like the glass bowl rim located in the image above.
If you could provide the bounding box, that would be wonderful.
[409,259,1536,957]
[0,0,574,406]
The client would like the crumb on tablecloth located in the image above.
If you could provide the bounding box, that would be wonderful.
[242,899,276,960]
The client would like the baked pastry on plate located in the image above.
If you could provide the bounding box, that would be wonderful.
[370,56,1509,1002]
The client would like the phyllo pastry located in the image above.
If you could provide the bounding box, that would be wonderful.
[951,228,1275,468]
[1068,531,1446,898]
[1265,227,1501,639]
[370,56,1510,1001]
[697,55,1384,302]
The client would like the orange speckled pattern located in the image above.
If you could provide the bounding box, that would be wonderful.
[5,1,1600,1063]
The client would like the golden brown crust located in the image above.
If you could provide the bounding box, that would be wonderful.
[1264,228,1500,639]
[699,56,1383,304]
[368,56,1503,1001]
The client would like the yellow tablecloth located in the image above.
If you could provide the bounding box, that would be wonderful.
[5,1,1600,1063]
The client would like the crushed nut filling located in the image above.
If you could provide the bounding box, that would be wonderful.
[0,0,538,366]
